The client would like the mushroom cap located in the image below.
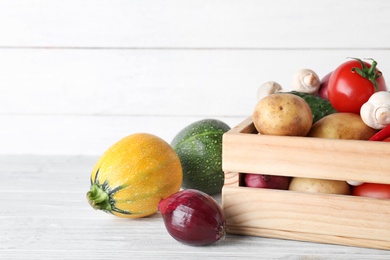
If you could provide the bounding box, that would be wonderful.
[292,69,320,94]
[360,91,390,129]
[257,81,282,100]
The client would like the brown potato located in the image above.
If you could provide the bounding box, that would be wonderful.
[307,112,377,140]
[253,93,312,136]
[289,177,351,195]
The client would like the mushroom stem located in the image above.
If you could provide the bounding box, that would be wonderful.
[375,106,390,125]
[360,91,390,129]
[292,69,320,94]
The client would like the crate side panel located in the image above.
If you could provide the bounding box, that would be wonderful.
[224,172,239,187]
[222,131,390,184]
[222,187,390,242]
[227,225,390,251]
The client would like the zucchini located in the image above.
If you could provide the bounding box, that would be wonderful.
[171,119,230,195]
[288,91,337,123]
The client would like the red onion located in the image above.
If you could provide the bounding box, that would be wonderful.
[158,189,226,246]
[317,72,332,99]
[244,173,291,190]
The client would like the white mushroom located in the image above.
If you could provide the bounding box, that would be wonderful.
[346,180,364,186]
[360,91,390,130]
[292,69,321,94]
[256,81,282,100]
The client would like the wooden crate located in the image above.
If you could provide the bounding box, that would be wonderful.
[222,116,390,250]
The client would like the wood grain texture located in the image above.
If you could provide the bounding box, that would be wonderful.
[1,1,390,155]
[222,118,390,250]
[222,186,390,250]
[0,0,389,48]
[0,115,243,155]
[1,49,389,155]
[223,117,390,184]
[1,49,389,117]
[2,1,390,258]
[1,155,390,259]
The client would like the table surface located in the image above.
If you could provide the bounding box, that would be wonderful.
[2,155,390,260]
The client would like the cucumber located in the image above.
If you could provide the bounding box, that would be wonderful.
[171,119,230,195]
[288,91,337,123]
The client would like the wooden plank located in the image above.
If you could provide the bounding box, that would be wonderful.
[2,155,390,259]
[0,115,243,155]
[222,186,390,250]
[1,49,389,117]
[227,226,390,251]
[0,0,389,48]
[224,172,240,187]
[222,117,390,250]
[222,117,390,184]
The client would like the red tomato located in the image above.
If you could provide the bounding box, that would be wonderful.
[383,137,390,142]
[352,183,390,199]
[327,59,387,114]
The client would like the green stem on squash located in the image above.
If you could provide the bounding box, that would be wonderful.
[350,57,382,91]
[86,184,112,211]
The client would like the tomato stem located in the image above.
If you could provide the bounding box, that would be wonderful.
[86,184,112,212]
[366,58,377,75]
[349,57,382,91]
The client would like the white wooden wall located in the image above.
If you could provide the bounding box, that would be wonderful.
[1,0,389,155]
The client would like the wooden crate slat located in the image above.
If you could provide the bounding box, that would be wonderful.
[223,187,390,246]
[222,117,390,250]
[222,117,390,184]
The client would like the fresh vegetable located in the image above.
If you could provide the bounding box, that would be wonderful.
[291,68,321,94]
[346,180,364,186]
[307,113,377,140]
[158,189,226,246]
[289,177,351,195]
[352,183,390,199]
[369,124,390,141]
[327,58,387,114]
[360,91,390,129]
[244,173,291,190]
[253,93,312,136]
[86,133,182,218]
[257,81,282,100]
[171,119,230,195]
[317,72,332,99]
[256,85,337,124]
[289,91,337,123]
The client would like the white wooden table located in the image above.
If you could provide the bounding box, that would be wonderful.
[2,155,390,259]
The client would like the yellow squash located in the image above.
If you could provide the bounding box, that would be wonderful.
[86,133,182,218]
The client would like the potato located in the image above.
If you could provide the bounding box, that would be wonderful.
[289,177,351,195]
[307,112,377,140]
[253,93,312,136]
